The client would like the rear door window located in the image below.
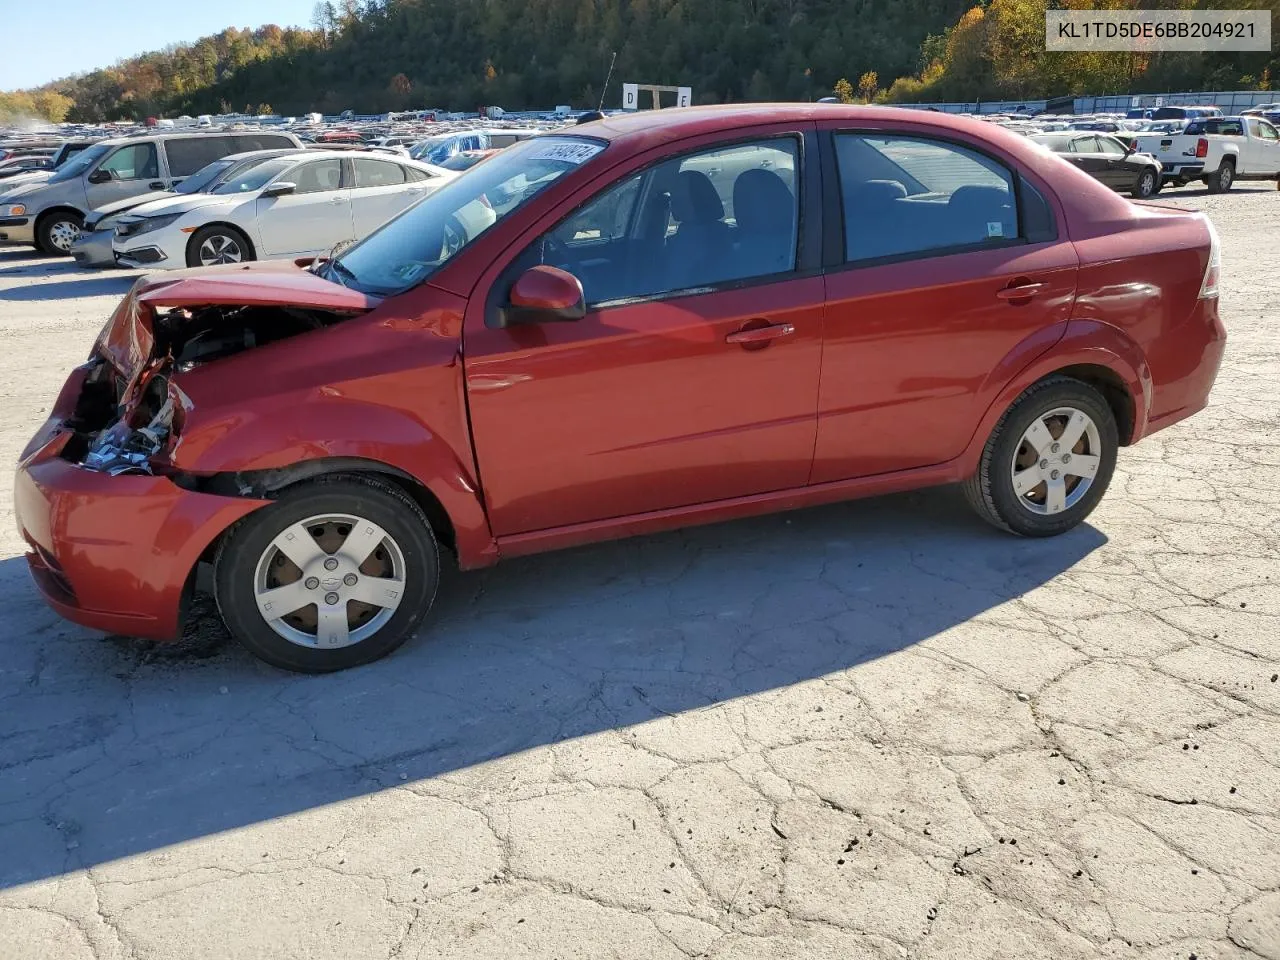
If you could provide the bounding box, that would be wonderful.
[352,158,406,187]
[164,137,230,177]
[835,133,1018,262]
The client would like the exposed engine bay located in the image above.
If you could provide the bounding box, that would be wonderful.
[65,303,357,476]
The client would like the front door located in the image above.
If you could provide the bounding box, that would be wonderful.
[814,127,1079,482]
[255,158,353,257]
[84,142,163,209]
[1246,118,1280,174]
[463,134,824,536]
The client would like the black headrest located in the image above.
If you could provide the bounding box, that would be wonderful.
[671,170,724,223]
[733,168,793,232]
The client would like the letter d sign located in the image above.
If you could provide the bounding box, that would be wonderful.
[622,83,639,111]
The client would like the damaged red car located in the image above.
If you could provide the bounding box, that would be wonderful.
[15,106,1225,672]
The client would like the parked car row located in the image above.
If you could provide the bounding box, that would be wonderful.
[0,129,478,268]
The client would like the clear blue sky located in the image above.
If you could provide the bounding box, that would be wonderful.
[1,0,322,90]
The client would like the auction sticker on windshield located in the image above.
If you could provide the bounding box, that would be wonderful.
[525,140,605,165]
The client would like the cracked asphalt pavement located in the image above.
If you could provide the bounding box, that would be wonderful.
[1,186,1278,960]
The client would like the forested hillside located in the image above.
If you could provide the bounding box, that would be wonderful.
[9,0,1279,124]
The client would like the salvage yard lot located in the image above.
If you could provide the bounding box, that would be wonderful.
[0,187,1278,960]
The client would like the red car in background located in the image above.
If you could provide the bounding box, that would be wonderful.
[15,105,1225,672]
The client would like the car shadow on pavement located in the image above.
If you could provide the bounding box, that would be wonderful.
[0,275,137,300]
[0,485,1105,888]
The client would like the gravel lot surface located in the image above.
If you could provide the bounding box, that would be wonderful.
[1,186,1277,960]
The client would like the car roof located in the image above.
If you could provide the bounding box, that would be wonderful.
[575,103,1065,155]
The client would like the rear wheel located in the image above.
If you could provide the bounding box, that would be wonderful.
[214,475,440,672]
[36,210,83,256]
[963,377,1118,537]
[1207,160,1235,194]
[186,224,254,268]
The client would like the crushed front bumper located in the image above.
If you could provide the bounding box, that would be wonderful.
[15,399,269,640]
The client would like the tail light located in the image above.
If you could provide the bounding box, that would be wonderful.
[1195,138,1208,158]
[1199,218,1221,299]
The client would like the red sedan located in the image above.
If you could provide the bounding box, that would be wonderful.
[15,105,1225,672]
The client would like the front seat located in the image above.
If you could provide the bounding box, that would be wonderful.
[664,171,730,290]
[731,168,796,280]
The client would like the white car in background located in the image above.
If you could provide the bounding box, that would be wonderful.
[111,151,455,269]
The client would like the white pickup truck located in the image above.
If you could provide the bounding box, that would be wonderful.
[1133,115,1280,192]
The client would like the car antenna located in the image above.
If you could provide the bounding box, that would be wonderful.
[598,51,617,112]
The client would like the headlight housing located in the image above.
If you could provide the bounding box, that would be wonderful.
[0,203,27,217]
[115,212,183,239]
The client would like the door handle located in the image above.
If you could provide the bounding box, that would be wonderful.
[726,322,795,345]
[996,282,1046,301]
[148,181,165,190]
[329,197,346,204]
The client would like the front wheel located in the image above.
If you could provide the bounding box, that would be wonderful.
[214,475,440,672]
[186,224,254,268]
[963,377,1118,537]
[36,210,83,256]
[1132,168,1159,199]
[1207,161,1235,194]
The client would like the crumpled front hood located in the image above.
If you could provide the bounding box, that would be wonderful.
[116,193,232,219]
[94,260,383,394]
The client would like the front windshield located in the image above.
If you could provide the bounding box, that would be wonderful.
[331,136,605,297]
[410,135,449,160]
[174,157,237,194]
[48,143,111,183]
[212,157,295,195]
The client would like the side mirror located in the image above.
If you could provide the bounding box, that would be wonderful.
[87,169,112,184]
[261,181,296,198]
[496,265,585,327]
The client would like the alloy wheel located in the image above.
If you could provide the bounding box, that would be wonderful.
[199,234,244,266]
[1009,406,1102,516]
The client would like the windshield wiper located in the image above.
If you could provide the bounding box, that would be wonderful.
[323,257,361,290]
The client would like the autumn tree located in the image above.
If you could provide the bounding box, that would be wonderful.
[833,77,855,103]
[857,70,878,102]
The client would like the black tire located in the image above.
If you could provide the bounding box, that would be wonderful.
[963,377,1119,538]
[214,475,440,673]
[1207,160,1235,194]
[1131,168,1159,199]
[186,224,255,268]
[35,210,84,256]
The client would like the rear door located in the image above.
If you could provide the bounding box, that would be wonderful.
[347,157,424,237]
[814,126,1079,481]
[254,157,353,257]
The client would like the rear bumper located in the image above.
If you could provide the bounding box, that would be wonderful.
[1140,296,1226,439]
[15,423,268,641]
[1160,162,1205,180]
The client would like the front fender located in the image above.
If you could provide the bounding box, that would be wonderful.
[170,397,497,569]
[958,318,1152,474]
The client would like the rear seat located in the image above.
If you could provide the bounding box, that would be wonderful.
[844,179,1017,262]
